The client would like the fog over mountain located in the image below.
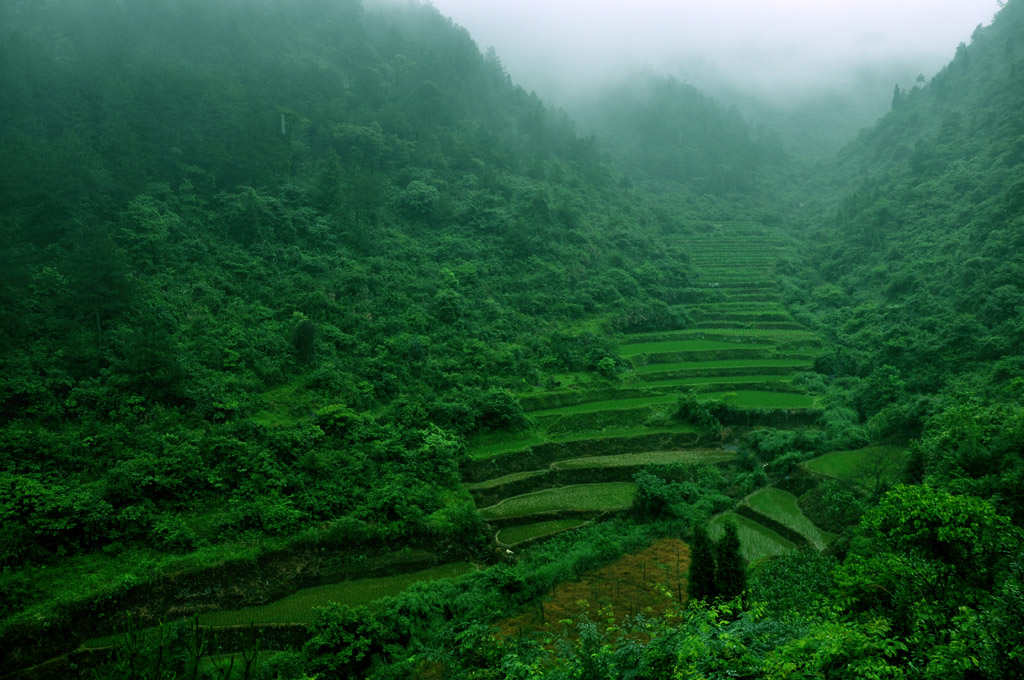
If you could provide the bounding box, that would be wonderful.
[427,0,999,101]
[426,0,1001,154]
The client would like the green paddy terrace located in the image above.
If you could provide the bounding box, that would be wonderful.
[461,222,830,554]
[478,483,639,521]
[709,511,796,563]
[744,487,835,550]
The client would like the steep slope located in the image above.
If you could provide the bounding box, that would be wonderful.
[787,0,1024,516]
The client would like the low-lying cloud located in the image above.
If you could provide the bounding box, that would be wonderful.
[427,0,1001,103]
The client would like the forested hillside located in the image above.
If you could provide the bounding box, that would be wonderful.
[571,73,782,194]
[0,0,769,658]
[2,0,1023,678]
[786,0,1024,522]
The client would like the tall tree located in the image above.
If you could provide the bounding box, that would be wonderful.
[715,520,746,600]
[687,523,717,602]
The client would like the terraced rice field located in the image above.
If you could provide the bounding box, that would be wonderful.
[495,538,690,635]
[467,424,698,461]
[199,563,475,626]
[625,328,819,341]
[531,394,679,416]
[641,374,793,389]
[620,339,771,356]
[704,390,818,409]
[465,222,829,561]
[551,449,735,470]
[496,519,587,546]
[804,446,908,485]
[478,483,638,520]
[709,512,796,563]
[465,469,546,491]
[633,359,814,375]
[746,487,834,549]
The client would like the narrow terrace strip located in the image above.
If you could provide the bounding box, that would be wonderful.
[478,483,638,520]
[634,359,814,375]
[709,512,795,563]
[620,339,773,355]
[745,487,834,550]
[529,394,680,417]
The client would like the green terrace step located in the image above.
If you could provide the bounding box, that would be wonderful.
[468,449,737,507]
[691,262,777,269]
[634,358,815,374]
[197,563,475,626]
[701,390,819,410]
[496,519,588,546]
[744,487,834,550]
[686,301,788,310]
[551,448,736,470]
[692,321,807,330]
[619,328,820,343]
[619,333,823,354]
[465,469,548,491]
[690,312,795,323]
[689,262,777,270]
[637,374,795,390]
[478,482,638,521]
[635,363,813,383]
[630,349,817,365]
[619,338,774,356]
[463,428,702,480]
[676,237,781,243]
[521,386,659,412]
[692,281,778,290]
[803,446,909,486]
[709,512,796,563]
[530,394,680,417]
[687,268,779,275]
[728,293,784,302]
[534,404,669,435]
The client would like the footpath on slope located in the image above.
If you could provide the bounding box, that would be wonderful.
[466,222,832,560]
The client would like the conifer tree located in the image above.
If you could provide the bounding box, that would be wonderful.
[715,520,746,600]
[687,523,717,602]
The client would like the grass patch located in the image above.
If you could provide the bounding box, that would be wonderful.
[746,488,834,549]
[496,520,586,546]
[552,449,735,470]
[251,377,318,428]
[709,512,795,563]
[198,563,475,626]
[479,483,638,520]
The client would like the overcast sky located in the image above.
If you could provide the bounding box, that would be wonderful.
[426,0,1001,103]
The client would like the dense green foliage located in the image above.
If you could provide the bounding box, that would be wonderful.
[788,0,1024,440]
[0,0,715,574]
[2,0,1024,677]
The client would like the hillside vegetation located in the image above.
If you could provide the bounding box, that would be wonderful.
[1,0,1023,678]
